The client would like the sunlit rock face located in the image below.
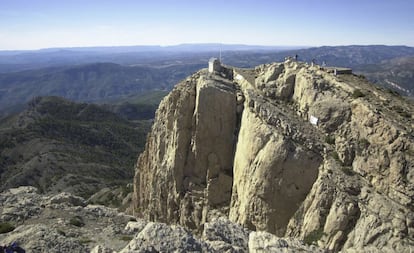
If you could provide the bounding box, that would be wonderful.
[133,60,414,252]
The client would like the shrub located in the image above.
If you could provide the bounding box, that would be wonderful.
[352,89,365,98]
[387,89,401,96]
[121,184,134,197]
[392,105,411,118]
[304,228,326,245]
[331,151,340,161]
[341,166,355,176]
[359,138,369,148]
[79,237,94,244]
[69,216,85,227]
[399,110,411,118]
[120,235,133,241]
[0,222,15,234]
[325,135,335,145]
[57,229,66,236]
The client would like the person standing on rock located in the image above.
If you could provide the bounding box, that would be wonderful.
[3,242,25,253]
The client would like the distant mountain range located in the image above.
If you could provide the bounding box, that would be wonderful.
[0,62,200,116]
[356,56,414,95]
[0,44,300,73]
[0,45,414,117]
[0,43,301,55]
[284,45,414,67]
[1,44,412,72]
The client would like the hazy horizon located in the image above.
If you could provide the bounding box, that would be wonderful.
[2,43,414,53]
[1,0,413,50]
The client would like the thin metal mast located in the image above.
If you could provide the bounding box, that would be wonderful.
[219,44,222,62]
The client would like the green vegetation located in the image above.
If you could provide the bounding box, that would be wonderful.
[57,229,66,236]
[0,222,15,234]
[120,235,134,241]
[356,138,370,155]
[1,45,413,118]
[79,237,94,244]
[304,228,326,245]
[324,135,335,145]
[121,184,134,198]
[69,216,85,227]
[358,138,370,149]
[331,151,340,162]
[387,89,401,96]
[0,136,15,150]
[357,56,414,96]
[0,96,153,199]
[0,62,200,117]
[352,89,365,98]
[341,166,355,176]
[392,105,411,118]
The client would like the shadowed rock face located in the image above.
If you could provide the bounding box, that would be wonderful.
[133,60,414,252]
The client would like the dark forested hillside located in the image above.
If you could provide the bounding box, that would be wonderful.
[355,56,414,96]
[0,62,202,116]
[0,96,152,197]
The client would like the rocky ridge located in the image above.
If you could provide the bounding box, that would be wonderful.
[133,59,414,252]
[0,186,321,252]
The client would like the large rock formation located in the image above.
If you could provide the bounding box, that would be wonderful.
[133,71,238,229]
[132,60,414,252]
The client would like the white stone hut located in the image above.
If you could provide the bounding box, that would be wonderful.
[208,58,221,73]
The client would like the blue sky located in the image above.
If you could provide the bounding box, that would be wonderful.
[0,0,413,50]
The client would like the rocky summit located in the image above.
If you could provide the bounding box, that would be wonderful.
[132,59,414,252]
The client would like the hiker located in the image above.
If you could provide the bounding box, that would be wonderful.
[12,242,25,253]
[5,245,13,253]
[295,54,298,61]
[2,242,25,253]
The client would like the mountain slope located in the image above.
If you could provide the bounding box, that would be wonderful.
[132,60,413,251]
[1,45,413,116]
[356,56,414,95]
[281,45,414,67]
[0,96,151,197]
[0,62,201,116]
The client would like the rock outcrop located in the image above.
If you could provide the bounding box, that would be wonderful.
[133,70,238,230]
[132,59,414,252]
[0,187,321,252]
[121,217,323,253]
[0,186,134,252]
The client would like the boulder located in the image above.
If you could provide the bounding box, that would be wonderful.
[120,222,206,253]
[249,231,325,253]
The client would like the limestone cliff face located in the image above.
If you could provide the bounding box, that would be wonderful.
[133,70,237,230]
[133,60,414,252]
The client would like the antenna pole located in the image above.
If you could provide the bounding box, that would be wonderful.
[219,44,222,62]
